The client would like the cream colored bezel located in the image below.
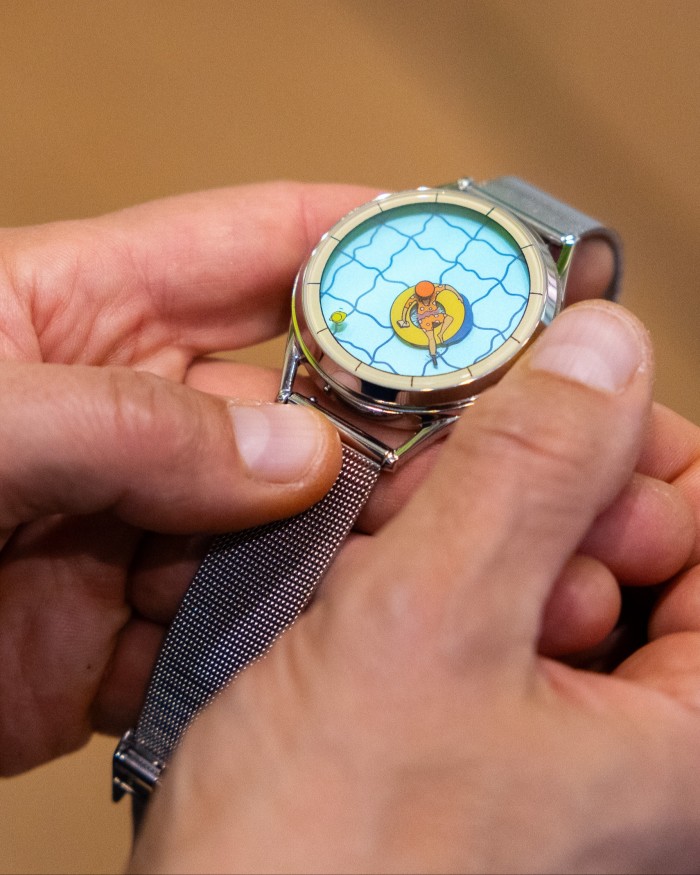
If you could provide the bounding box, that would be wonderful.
[293,187,560,414]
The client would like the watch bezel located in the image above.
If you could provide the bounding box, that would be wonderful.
[292,187,561,416]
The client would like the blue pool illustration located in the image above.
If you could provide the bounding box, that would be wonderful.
[319,202,530,377]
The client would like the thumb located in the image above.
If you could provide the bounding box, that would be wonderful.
[367,302,653,667]
[0,362,341,536]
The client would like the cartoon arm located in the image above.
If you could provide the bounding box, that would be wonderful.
[398,294,416,328]
[436,284,463,304]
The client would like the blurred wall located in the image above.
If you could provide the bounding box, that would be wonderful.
[0,1,697,872]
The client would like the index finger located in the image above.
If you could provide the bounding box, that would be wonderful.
[0,182,378,365]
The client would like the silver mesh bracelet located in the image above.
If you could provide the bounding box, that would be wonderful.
[474,176,622,301]
[113,444,380,801]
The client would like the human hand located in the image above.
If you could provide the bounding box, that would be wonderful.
[133,303,700,874]
[0,183,376,775]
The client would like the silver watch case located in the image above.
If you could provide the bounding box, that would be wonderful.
[289,186,561,420]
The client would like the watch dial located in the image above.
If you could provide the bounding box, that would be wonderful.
[319,202,530,377]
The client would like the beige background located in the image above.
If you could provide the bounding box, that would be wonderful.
[0,1,698,872]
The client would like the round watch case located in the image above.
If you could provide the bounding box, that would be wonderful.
[292,187,561,416]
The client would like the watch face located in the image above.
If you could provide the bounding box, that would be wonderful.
[294,188,559,412]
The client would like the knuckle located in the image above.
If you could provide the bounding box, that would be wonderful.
[105,367,161,447]
[104,368,205,467]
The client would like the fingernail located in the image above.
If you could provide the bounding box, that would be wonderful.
[229,403,328,482]
[529,306,646,393]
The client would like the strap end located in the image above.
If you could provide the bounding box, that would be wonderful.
[112,729,164,801]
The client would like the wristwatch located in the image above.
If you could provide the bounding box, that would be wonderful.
[112,176,621,806]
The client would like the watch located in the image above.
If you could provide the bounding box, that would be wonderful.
[112,176,621,806]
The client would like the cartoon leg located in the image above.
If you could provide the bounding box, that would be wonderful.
[436,314,453,346]
[423,329,438,366]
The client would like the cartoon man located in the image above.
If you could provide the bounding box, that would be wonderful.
[397,280,461,366]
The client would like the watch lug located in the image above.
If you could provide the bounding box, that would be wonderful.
[278,328,305,402]
[289,390,460,470]
[393,414,461,465]
[555,236,577,289]
[289,391,398,466]
[280,323,458,467]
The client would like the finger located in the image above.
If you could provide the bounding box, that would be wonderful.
[614,631,700,713]
[638,403,700,565]
[129,533,213,624]
[579,473,695,584]
[93,616,166,735]
[0,183,378,368]
[538,555,621,657]
[185,357,282,400]
[352,302,652,667]
[0,361,341,533]
[0,512,137,773]
[638,403,700,483]
[563,237,617,305]
[649,566,700,639]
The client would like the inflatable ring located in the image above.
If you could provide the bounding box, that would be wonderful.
[390,284,471,348]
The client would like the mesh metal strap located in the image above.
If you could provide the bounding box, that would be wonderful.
[477,176,622,300]
[113,445,380,798]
